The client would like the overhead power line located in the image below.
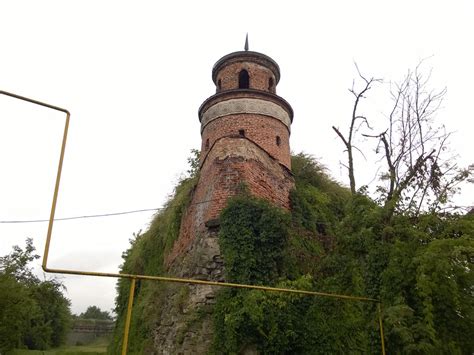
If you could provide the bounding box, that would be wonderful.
[0,198,219,224]
[0,198,337,225]
[0,208,161,224]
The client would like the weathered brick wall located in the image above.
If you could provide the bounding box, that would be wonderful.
[200,113,291,169]
[158,136,294,354]
[167,137,294,265]
[216,62,276,93]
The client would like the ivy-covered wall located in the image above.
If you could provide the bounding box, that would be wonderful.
[109,173,198,354]
[111,154,474,354]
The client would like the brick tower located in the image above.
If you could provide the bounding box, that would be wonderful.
[200,48,294,170]
[156,45,294,352]
[168,45,295,263]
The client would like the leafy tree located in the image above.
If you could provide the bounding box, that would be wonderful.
[79,305,113,320]
[0,239,72,352]
[0,272,35,351]
[0,237,39,284]
[329,63,474,352]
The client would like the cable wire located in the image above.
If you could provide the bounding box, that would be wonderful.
[1,198,333,225]
[0,198,219,224]
[0,208,161,224]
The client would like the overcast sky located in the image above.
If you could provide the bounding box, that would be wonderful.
[1,0,473,315]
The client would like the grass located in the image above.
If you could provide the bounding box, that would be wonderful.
[9,337,109,355]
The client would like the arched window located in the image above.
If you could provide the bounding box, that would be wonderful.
[268,77,274,92]
[239,129,245,137]
[276,136,281,146]
[239,70,250,89]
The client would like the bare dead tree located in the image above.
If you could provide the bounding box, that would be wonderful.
[333,63,382,194]
[363,61,472,220]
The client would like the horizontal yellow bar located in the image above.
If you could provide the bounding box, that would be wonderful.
[0,90,70,114]
[42,266,379,303]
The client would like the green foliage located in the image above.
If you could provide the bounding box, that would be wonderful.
[213,277,313,354]
[324,196,474,353]
[109,166,198,354]
[291,153,350,222]
[213,276,371,354]
[0,238,39,284]
[213,169,372,353]
[186,148,200,178]
[214,154,474,354]
[25,280,72,349]
[219,194,290,285]
[0,239,72,353]
[111,151,473,354]
[78,306,112,321]
[381,229,474,353]
[0,272,36,352]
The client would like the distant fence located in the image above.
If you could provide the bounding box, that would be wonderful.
[67,319,114,346]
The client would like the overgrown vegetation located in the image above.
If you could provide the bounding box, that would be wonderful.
[211,154,473,354]
[211,156,371,354]
[109,167,199,354]
[0,239,72,353]
[113,146,472,354]
[218,194,290,285]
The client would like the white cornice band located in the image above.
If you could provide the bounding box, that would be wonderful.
[200,98,291,133]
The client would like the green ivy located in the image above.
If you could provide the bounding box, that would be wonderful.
[219,194,290,285]
[112,152,474,354]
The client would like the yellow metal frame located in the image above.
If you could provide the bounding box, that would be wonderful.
[1,90,386,355]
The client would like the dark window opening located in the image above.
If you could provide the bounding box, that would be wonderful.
[239,70,250,89]
[205,139,210,150]
[239,129,245,137]
[268,77,274,92]
[276,135,281,146]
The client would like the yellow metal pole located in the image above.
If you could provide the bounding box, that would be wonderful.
[43,110,69,268]
[122,278,136,355]
[1,89,388,351]
[0,90,70,270]
[378,303,386,355]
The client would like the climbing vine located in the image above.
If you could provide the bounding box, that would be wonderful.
[218,194,290,285]
[112,153,474,354]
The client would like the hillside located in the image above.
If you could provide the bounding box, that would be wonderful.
[110,153,473,354]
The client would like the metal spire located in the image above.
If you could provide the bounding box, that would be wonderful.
[244,33,249,51]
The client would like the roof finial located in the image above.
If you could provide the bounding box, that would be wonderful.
[244,33,249,51]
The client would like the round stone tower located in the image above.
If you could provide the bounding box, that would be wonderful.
[199,50,294,169]
[155,44,296,354]
[168,46,295,263]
